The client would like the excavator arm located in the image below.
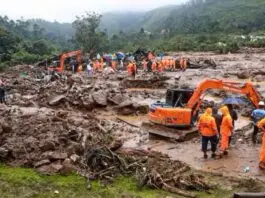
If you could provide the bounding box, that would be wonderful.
[186,79,261,115]
[59,50,82,71]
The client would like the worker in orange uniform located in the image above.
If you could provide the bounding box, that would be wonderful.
[157,61,163,73]
[257,117,265,169]
[94,60,100,72]
[179,57,184,71]
[197,108,218,159]
[183,58,188,71]
[127,61,133,76]
[165,59,170,70]
[142,59,147,71]
[162,58,166,69]
[219,106,233,156]
[111,60,117,71]
[152,61,157,72]
[172,58,176,70]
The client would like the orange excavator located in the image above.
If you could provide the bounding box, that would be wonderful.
[146,79,261,140]
[48,50,82,72]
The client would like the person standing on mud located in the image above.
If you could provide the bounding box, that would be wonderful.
[257,117,265,169]
[251,101,265,144]
[197,108,218,159]
[212,107,222,136]
[227,104,238,145]
[0,80,7,104]
[219,106,233,156]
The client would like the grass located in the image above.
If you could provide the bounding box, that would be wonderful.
[0,164,176,198]
[0,164,258,198]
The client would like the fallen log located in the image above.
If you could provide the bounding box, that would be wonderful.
[233,192,265,198]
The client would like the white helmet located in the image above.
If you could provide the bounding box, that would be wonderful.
[259,101,265,106]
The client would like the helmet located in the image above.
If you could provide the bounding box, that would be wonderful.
[259,101,265,106]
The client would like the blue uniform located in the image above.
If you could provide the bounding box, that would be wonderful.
[251,109,265,123]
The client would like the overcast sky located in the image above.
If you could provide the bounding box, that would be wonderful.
[0,0,188,22]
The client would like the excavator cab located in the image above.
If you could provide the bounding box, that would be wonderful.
[149,89,195,127]
[166,89,194,107]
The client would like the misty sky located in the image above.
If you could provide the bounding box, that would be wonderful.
[0,0,188,22]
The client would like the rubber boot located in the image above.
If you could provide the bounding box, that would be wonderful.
[203,153,208,159]
[259,162,265,170]
[223,150,228,156]
[211,153,216,159]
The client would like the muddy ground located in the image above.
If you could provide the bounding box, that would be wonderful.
[1,48,265,196]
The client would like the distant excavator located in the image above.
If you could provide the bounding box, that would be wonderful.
[146,79,261,140]
[48,50,82,72]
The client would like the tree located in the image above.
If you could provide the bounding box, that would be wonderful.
[72,12,102,53]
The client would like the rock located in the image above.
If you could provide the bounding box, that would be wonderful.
[34,159,51,168]
[118,107,135,115]
[40,142,56,151]
[117,100,133,109]
[109,140,123,151]
[60,158,74,174]
[108,94,125,105]
[1,123,12,133]
[48,95,66,106]
[37,162,63,174]
[237,71,250,79]
[0,147,9,158]
[133,104,149,114]
[70,154,80,163]
[254,75,265,82]
[42,151,68,160]
[91,91,108,106]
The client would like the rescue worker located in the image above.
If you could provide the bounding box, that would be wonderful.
[220,106,233,156]
[142,59,147,71]
[132,62,137,79]
[257,117,265,169]
[152,61,157,72]
[127,61,133,76]
[0,80,6,104]
[212,106,222,136]
[162,58,166,69]
[157,61,163,73]
[227,104,238,145]
[183,58,188,70]
[251,101,265,144]
[111,60,117,71]
[197,108,218,159]
[165,59,170,70]
[179,57,184,71]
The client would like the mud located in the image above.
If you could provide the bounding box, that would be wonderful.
[1,48,265,195]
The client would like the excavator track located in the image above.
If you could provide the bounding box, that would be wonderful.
[142,122,198,142]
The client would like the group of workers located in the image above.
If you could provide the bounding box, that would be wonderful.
[198,101,265,169]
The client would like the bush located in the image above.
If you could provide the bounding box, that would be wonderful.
[10,51,41,65]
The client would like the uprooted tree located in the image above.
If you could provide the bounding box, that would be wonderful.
[72,12,108,53]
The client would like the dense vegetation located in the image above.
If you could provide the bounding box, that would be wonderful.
[1,0,265,67]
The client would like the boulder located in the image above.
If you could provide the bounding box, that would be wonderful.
[48,95,66,106]
[237,71,250,79]
[91,91,108,106]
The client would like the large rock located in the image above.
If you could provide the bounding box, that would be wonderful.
[91,91,108,106]
[237,71,250,79]
[254,75,265,82]
[48,95,66,106]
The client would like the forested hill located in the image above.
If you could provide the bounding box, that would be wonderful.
[100,0,265,34]
[1,0,265,68]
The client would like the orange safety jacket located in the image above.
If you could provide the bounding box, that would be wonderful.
[220,106,233,137]
[152,61,157,72]
[197,108,217,137]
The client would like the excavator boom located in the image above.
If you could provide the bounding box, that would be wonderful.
[187,79,260,115]
[147,79,261,141]
[49,50,82,72]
